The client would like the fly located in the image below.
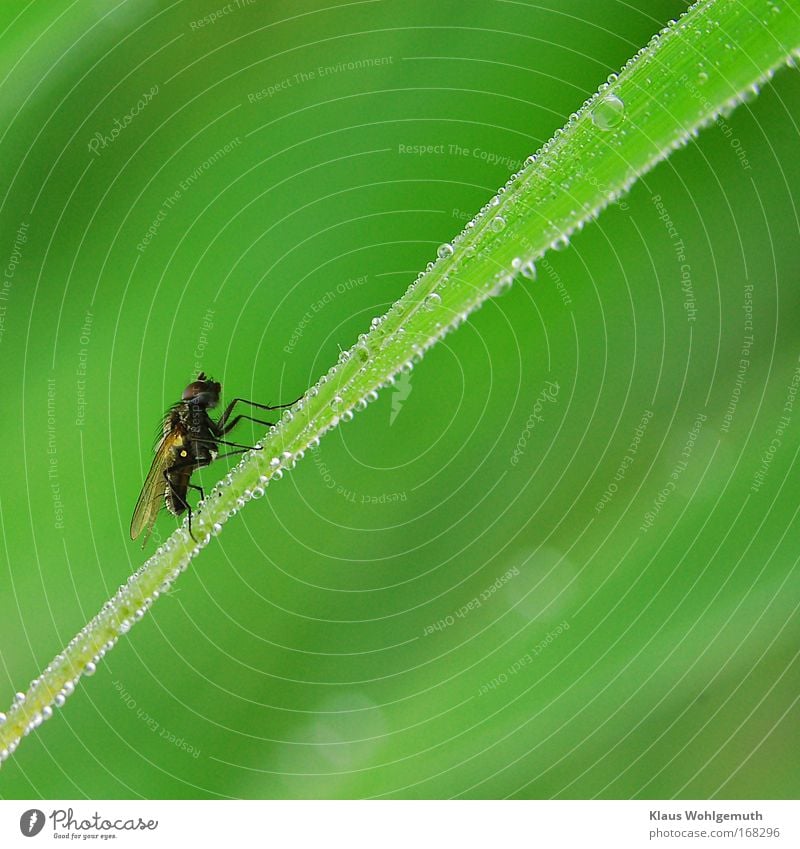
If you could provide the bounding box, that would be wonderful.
[130,372,298,547]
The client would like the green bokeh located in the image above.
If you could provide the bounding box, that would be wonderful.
[0,0,798,799]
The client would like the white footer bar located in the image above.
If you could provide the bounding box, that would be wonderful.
[1,799,797,847]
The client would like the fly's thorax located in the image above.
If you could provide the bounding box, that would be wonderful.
[186,403,210,425]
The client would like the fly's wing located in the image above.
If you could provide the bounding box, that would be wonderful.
[130,424,185,547]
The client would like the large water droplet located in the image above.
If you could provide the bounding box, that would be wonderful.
[490,215,506,232]
[423,293,441,310]
[437,243,454,259]
[592,93,625,130]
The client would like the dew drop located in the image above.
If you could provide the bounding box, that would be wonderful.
[437,243,454,259]
[697,70,709,84]
[0,712,6,725]
[331,395,343,410]
[14,692,25,704]
[592,93,625,130]
[520,260,537,281]
[423,293,441,311]
[490,215,506,232]
[491,275,513,297]
[84,662,97,677]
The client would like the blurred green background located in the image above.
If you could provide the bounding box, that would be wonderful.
[0,0,798,799]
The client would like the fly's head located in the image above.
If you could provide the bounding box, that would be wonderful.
[182,372,221,409]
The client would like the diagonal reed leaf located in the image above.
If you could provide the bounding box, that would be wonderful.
[2,0,799,767]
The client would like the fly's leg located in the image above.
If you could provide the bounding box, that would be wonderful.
[220,414,276,432]
[216,395,302,435]
[163,457,211,542]
[167,447,263,534]
[214,449,251,460]
[198,447,255,504]
[193,436,270,451]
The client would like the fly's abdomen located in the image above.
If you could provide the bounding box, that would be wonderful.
[165,470,191,515]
